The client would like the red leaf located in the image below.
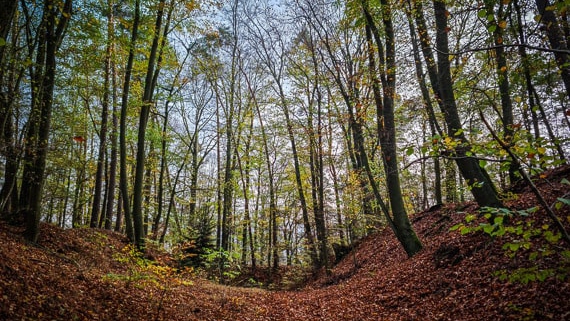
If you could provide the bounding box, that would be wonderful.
[73,136,86,143]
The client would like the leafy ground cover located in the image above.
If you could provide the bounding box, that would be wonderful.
[1,166,569,320]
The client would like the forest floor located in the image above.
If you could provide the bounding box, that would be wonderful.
[1,166,570,321]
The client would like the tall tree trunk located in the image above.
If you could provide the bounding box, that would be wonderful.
[236,111,256,270]
[361,0,422,257]
[215,94,222,250]
[0,0,18,66]
[220,1,239,252]
[484,0,516,182]
[535,0,570,99]
[432,0,503,208]
[105,29,118,231]
[19,0,71,242]
[89,5,112,227]
[153,99,169,239]
[283,95,318,266]
[119,0,141,242]
[160,151,189,244]
[0,17,23,219]
[307,32,330,271]
[150,1,175,238]
[404,2,443,205]
[251,85,278,272]
[513,0,541,139]
[515,0,566,162]
[131,0,166,249]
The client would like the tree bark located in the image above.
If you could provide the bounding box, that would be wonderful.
[89,8,112,227]
[432,0,503,208]
[105,28,118,230]
[361,0,422,257]
[19,0,72,242]
[0,0,18,66]
[119,0,141,242]
[404,2,443,205]
[131,0,166,249]
[535,0,570,100]
[483,0,516,182]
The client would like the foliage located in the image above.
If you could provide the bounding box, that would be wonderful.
[450,204,570,284]
[200,248,241,283]
[103,244,193,289]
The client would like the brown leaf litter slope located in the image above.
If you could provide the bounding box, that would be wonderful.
[1,166,570,320]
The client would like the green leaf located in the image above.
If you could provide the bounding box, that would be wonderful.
[537,270,550,282]
[449,224,462,231]
[406,146,414,156]
[557,197,570,206]
[560,178,570,185]
[483,224,495,234]
[494,227,506,237]
[503,242,521,251]
[0,37,5,47]
[479,159,487,168]
[488,24,497,33]
[522,242,531,250]
[544,231,561,243]
[494,216,504,225]
[529,252,538,261]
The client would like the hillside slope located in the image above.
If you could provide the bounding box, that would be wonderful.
[1,166,569,320]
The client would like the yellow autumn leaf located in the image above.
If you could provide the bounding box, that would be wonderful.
[498,20,507,29]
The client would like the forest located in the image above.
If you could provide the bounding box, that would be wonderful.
[0,0,570,319]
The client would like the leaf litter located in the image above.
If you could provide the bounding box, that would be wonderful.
[1,166,569,320]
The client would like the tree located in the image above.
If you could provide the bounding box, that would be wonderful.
[535,0,570,100]
[359,0,423,256]
[403,0,443,206]
[482,0,516,182]
[119,0,141,242]
[0,0,18,65]
[89,0,114,228]
[243,2,318,268]
[18,0,72,242]
[425,0,503,209]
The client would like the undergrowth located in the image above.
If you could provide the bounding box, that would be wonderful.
[451,202,570,284]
